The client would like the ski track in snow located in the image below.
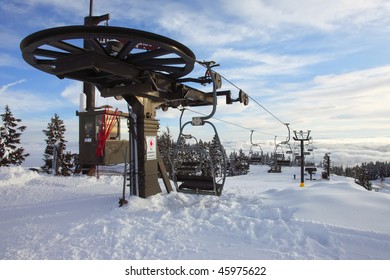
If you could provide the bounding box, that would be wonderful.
[0,166,390,260]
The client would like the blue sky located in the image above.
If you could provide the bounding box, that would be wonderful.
[1,0,390,166]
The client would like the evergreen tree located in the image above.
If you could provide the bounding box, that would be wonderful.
[42,114,73,175]
[199,139,212,176]
[210,135,225,177]
[237,149,249,175]
[227,149,249,177]
[322,154,330,179]
[0,105,29,166]
[227,151,238,176]
[354,163,372,191]
[157,127,174,175]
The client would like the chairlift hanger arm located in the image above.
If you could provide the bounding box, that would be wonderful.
[282,123,291,144]
[187,61,220,125]
[250,130,262,147]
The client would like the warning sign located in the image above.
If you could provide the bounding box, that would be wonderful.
[146,136,157,160]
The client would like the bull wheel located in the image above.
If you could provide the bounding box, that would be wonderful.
[20,25,196,80]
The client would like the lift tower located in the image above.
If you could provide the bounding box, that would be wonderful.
[20,8,246,198]
[293,130,312,187]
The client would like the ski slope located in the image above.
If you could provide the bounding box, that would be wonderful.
[0,165,389,260]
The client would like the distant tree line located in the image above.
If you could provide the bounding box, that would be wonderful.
[158,127,251,177]
[331,161,390,191]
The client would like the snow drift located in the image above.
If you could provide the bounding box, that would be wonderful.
[0,165,389,260]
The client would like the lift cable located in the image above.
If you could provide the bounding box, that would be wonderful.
[217,72,288,127]
[182,60,296,141]
[181,107,277,137]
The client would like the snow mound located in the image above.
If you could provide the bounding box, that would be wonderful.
[1,165,390,260]
[0,166,40,187]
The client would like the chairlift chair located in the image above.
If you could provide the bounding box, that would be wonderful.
[273,124,293,167]
[173,128,225,196]
[274,144,291,166]
[249,130,263,165]
[172,61,227,196]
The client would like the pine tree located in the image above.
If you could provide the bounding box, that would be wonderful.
[354,163,372,191]
[210,135,225,177]
[157,127,174,175]
[227,149,249,177]
[322,153,330,179]
[228,151,237,176]
[0,105,29,166]
[42,114,73,175]
[237,149,249,175]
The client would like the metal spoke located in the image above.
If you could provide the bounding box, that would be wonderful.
[135,58,186,66]
[85,38,107,54]
[125,49,171,64]
[116,41,138,59]
[140,65,185,74]
[33,48,70,59]
[47,40,85,54]
[36,59,56,65]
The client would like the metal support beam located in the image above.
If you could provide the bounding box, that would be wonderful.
[293,130,312,188]
[124,95,162,198]
[54,51,141,84]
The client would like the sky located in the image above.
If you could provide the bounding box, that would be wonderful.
[1,0,390,167]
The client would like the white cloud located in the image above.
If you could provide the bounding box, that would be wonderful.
[0,89,66,114]
[221,136,390,167]
[220,0,390,33]
[201,65,390,142]
[156,3,253,47]
[60,82,83,106]
[212,48,328,80]
[291,66,390,122]
[0,79,26,94]
[313,137,390,166]
[0,53,24,68]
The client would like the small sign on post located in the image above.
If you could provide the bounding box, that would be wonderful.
[146,136,157,160]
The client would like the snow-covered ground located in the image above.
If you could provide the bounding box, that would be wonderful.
[0,165,389,260]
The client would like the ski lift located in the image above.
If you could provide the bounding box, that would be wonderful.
[273,124,293,167]
[249,130,263,165]
[274,144,291,166]
[303,139,315,166]
[268,163,281,173]
[172,62,226,196]
[305,165,317,181]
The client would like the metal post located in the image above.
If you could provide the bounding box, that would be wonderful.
[124,95,161,198]
[82,1,110,111]
[326,153,330,180]
[300,140,304,187]
[89,0,93,17]
[83,1,95,111]
[293,130,311,188]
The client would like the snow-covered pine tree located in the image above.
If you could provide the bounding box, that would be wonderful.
[227,151,238,176]
[157,126,174,175]
[322,153,330,179]
[0,105,29,166]
[237,149,249,175]
[210,135,225,177]
[354,163,372,191]
[42,114,73,175]
[227,149,249,177]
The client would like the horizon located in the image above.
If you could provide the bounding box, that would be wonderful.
[1,0,389,167]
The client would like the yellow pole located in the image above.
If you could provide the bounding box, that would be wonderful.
[300,182,305,188]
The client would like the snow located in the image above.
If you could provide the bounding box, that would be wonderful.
[0,165,390,260]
